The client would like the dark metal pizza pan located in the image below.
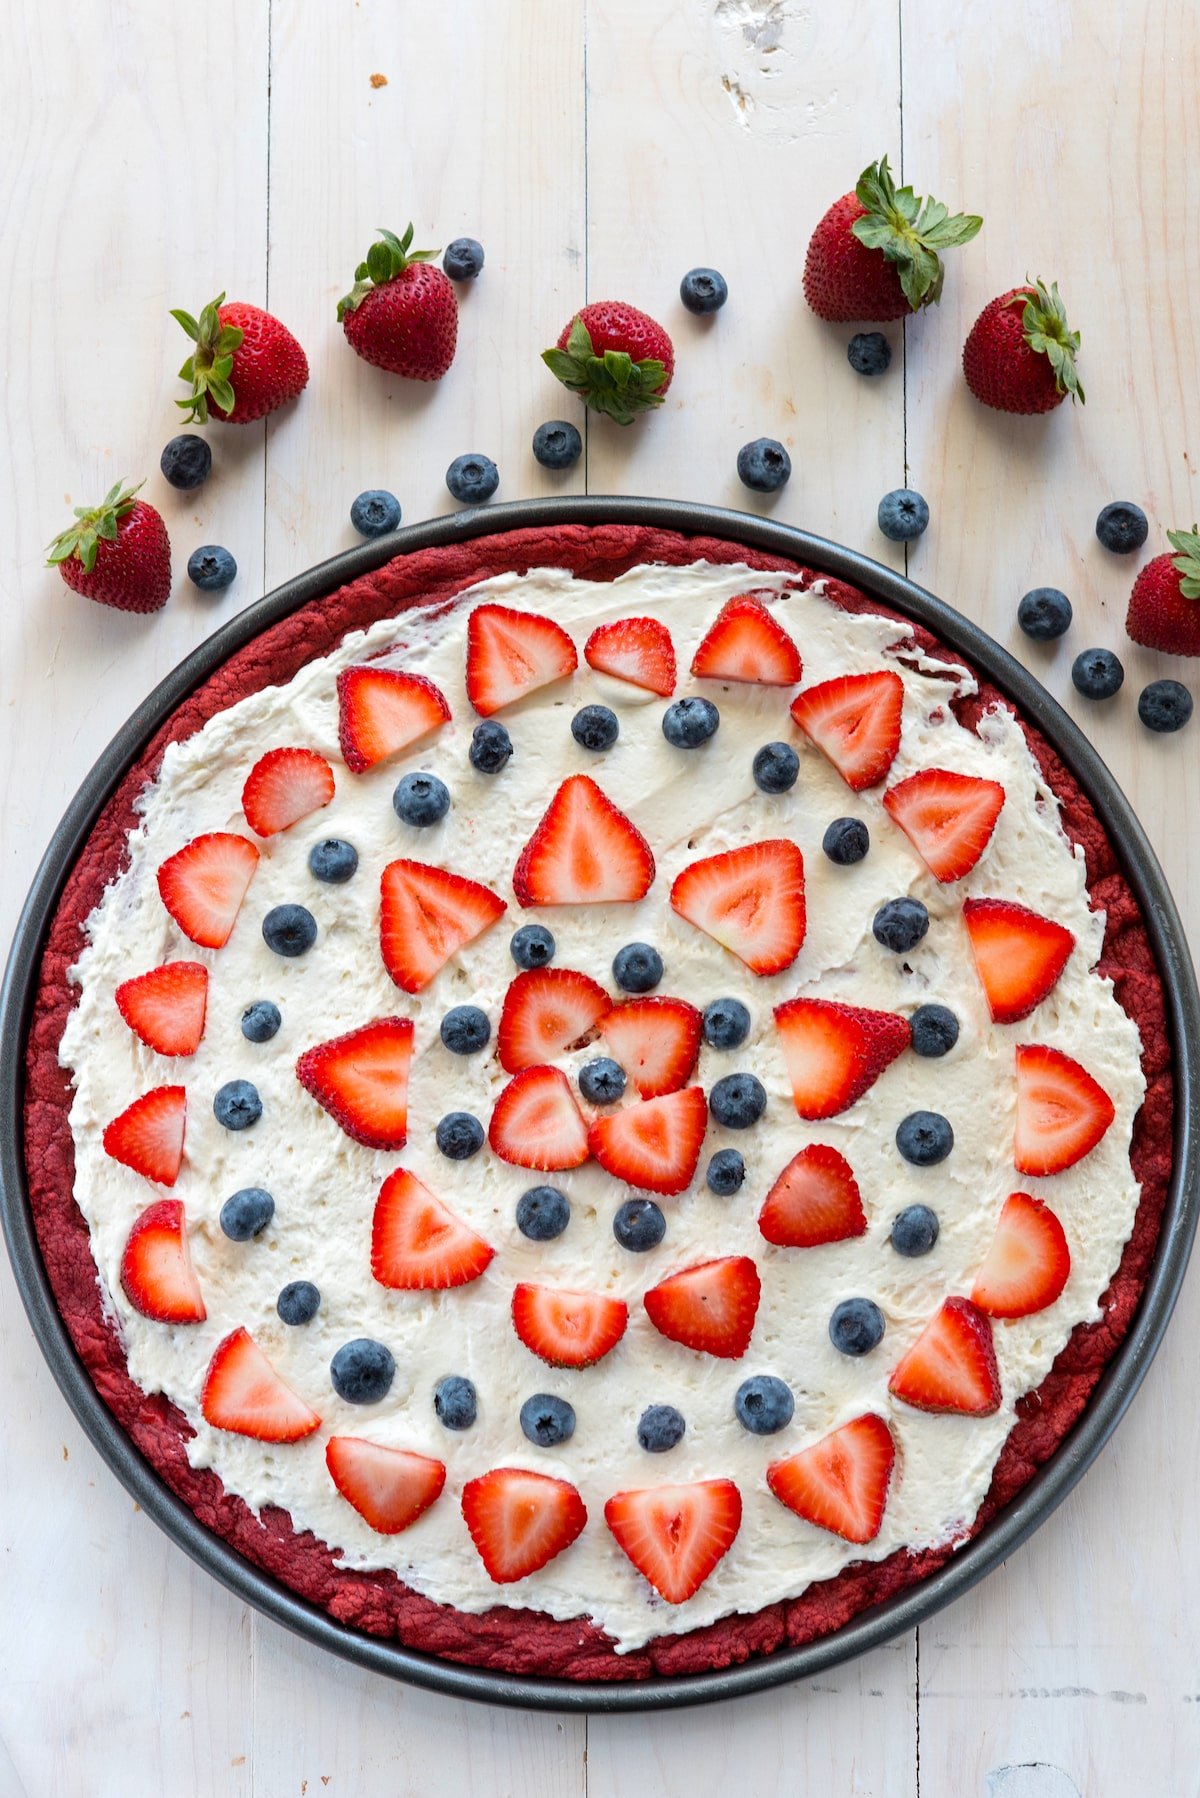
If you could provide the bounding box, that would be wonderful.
[2,496,1197,1712]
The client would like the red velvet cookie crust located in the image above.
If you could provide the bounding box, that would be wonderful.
[22,525,1173,1682]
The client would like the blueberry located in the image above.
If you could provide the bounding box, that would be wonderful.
[241,1000,281,1043]
[896,1110,954,1166]
[330,1338,395,1404]
[613,1197,667,1252]
[847,332,892,377]
[532,420,583,470]
[442,237,485,281]
[708,1072,767,1129]
[436,1111,485,1159]
[579,1058,627,1104]
[511,923,555,969]
[877,488,929,543]
[737,437,791,493]
[308,838,358,883]
[440,1005,491,1055]
[752,741,800,793]
[277,1280,321,1324]
[872,897,929,953]
[734,1374,795,1435]
[703,997,751,1050]
[662,696,720,748]
[469,719,513,774]
[393,771,451,827]
[1017,587,1073,641]
[187,545,238,591]
[613,942,663,994]
[213,1079,262,1131]
[520,1393,575,1447]
[910,1004,959,1058]
[1096,501,1149,555]
[706,1148,746,1195]
[829,1297,886,1357]
[349,489,402,537]
[637,1404,686,1452]
[1139,678,1193,733]
[571,704,619,751]
[220,1187,275,1241]
[262,904,318,957]
[823,816,870,865]
[160,433,212,491]
[434,1374,478,1430]
[446,454,499,505]
[1072,648,1125,700]
[680,267,728,314]
[516,1185,571,1241]
[890,1204,940,1258]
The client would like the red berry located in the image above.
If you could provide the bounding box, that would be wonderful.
[1125,531,1200,655]
[48,481,172,614]
[172,294,308,425]
[962,281,1083,415]
[338,226,458,380]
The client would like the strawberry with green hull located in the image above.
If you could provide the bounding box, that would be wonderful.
[47,480,171,614]
[172,294,308,424]
[338,225,458,380]
[543,302,674,425]
[1125,528,1200,655]
[962,280,1084,414]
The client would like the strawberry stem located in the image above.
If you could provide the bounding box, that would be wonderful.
[46,479,142,574]
[171,294,245,424]
[337,225,440,319]
[850,155,982,311]
[1010,278,1085,405]
[542,316,667,425]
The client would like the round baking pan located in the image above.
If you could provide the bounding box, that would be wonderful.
[2,496,1197,1711]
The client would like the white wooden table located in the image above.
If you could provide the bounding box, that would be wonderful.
[2,2,1198,1791]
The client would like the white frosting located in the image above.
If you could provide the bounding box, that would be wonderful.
[59,561,1145,1653]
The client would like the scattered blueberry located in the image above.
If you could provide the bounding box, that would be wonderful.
[910,1004,959,1058]
[896,1110,954,1166]
[442,236,484,281]
[890,1205,940,1258]
[613,1197,667,1252]
[873,897,929,953]
[532,420,583,470]
[680,267,728,314]
[823,816,870,865]
[706,1148,746,1196]
[1096,501,1149,555]
[572,704,619,751]
[877,488,929,543]
[213,1079,262,1131]
[440,1005,491,1055]
[187,545,238,591]
[847,331,892,377]
[469,719,513,774]
[446,454,499,504]
[1071,647,1125,700]
[511,923,556,969]
[277,1280,322,1324]
[637,1404,686,1452]
[220,1187,275,1241]
[436,1111,485,1160]
[262,904,318,957]
[737,437,791,493]
[752,741,800,793]
[1017,587,1073,641]
[579,1057,627,1104]
[349,489,402,537]
[613,942,663,993]
[434,1374,478,1430]
[829,1297,886,1357]
[308,838,358,883]
[241,1000,281,1043]
[393,771,451,827]
[520,1393,575,1448]
[708,1072,767,1129]
[516,1185,571,1241]
[1139,678,1193,733]
[703,997,751,1051]
[662,696,720,748]
[160,433,212,491]
[330,1338,396,1405]
[734,1374,795,1436]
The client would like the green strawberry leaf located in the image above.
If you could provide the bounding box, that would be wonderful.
[46,479,142,572]
[169,308,200,341]
[339,225,439,316]
[851,154,982,311]
[1168,527,1200,600]
[1019,279,1084,403]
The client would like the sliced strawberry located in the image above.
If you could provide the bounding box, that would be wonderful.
[241,746,335,836]
[669,840,805,976]
[200,1326,321,1442]
[643,1255,761,1358]
[1013,1042,1115,1175]
[119,1199,206,1323]
[758,1143,866,1248]
[789,670,904,791]
[767,1414,895,1544]
[337,666,451,772]
[588,1086,708,1195]
[690,595,802,686]
[963,899,1075,1024]
[380,859,506,993]
[157,832,259,949]
[102,1086,187,1185]
[489,1065,590,1169]
[888,1296,1001,1416]
[371,1167,495,1289]
[598,996,703,1097]
[497,966,610,1073]
[604,1479,742,1603]
[971,1192,1071,1318]
[461,1467,588,1584]
[326,1436,446,1535]
[115,962,208,1056]
[584,615,676,697]
[296,1017,414,1150]
[513,775,655,906]
[882,768,1006,882]
[774,997,910,1120]
[511,1283,629,1368]
[465,603,577,717]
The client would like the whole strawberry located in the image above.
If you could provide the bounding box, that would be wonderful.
[803,156,981,323]
[172,294,308,424]
[338,225,458,380]
[47,481,171,613]
[1126,528,1200,655]
[543,302,673,424]
[962,281,1084,414]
